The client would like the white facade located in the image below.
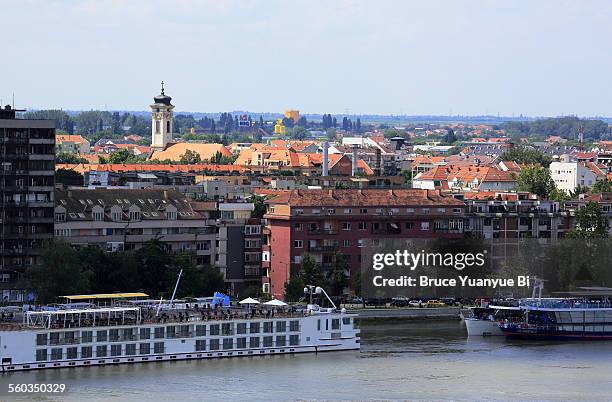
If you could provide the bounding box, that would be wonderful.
[150,83,174,150]
[550,162,597,194]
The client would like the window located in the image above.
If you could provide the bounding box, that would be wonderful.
[97,330,107,342]
[290,335,299,346]
[290,320,300,331]
[140,343,151,354]
[196,325,206,337]
[209,324,220,336]
[327,209,336,215]
[342,239,351,247]
[130,210,141,221]
[405,222,414,230]
[140,328,151,340]
[155,120,160,134]
[109,329,119,342]
[276,335,286,347]
[81,346,93,358]
[166,326,176,338]
[55,212,66,222]
[342,222,351,230]
[93,211,104,221]
[167,211,177,220]
[237,338,247,349]
[112,211,122,222]
[250,337,260,348]
[357,239,365,248]
[96,345,107,357]
[344,208,352,214]
[36,349,48,361]
[421,208,430,214]
[154,342,165,354]
[359,208,368,214]
[406,208,414,213]
[195,340,206,351]
[390,208,399,215]
[421,222,430,231]
[125,344,136,356]
[453,208,462,214]
[332,318,340,330]
[36,334,47,346]
[264,322,273,333]
[250,322,260,334]
[263,336,273,347]
[294,223,303,231]
[276,321,286,332]
[358,222,367,230]
[111,345,122,357]
[81,331,93,343]
[293,255,302,264]
[51,348,62,360]
[312,209,321,215]
[154,327,165,339]
[237,323,247,334]
[294,240,303,248]
[209,339,220,351]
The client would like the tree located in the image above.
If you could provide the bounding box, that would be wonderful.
[284,275,305,302]
[299,254,323,286]
[351,270,362,297]
[443,128,457,145]
[327,252,349,297]
[56,152,88,164]
[27,241,93,303]
[281,117,295,128]
[55,168,84,186]
[251,195,266,219]
[179,149,202,164]
[501,146,552,167]
[297,116,308,127]
[515,166,557,198]
[107,149,131,164]
[401,169,413,184]
[568,202,609,239]
[355,118,362,133]
[592,179,612,194]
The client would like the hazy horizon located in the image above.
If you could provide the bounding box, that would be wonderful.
[2,0,611,116]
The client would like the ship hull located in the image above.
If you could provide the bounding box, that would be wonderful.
[464,318,504,336]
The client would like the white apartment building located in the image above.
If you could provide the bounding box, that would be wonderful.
[550,162,598,194]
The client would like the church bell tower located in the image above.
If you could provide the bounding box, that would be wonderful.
[151,81,174,150]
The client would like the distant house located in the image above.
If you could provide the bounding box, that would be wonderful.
[150,143,232,162]
[56,134,90,154]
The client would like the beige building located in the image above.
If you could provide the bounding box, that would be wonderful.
[56,135,90,154]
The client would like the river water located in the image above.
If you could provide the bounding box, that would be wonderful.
[5,319,612,401]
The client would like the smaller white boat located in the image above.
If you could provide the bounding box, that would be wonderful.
[463,305,522,336]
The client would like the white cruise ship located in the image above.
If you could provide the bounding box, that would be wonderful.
[0,290,360,372]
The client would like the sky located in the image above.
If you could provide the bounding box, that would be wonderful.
[1,0,611,116]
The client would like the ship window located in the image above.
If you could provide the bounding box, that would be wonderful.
[290,320,300,332]
[139,343,150,355]
[36,333,47,346]
[81,331,93,343]
[66,347,78,359]
[196,325,206,337]
[154,342,165,354]
[81,346,92,358]
[276,336,286,347]
[249,322,260,334]
[209,339,220,351]
[110,345,122,356]
[317,320,321,331]
[51,348,62,360]
[125,344,137,356]
[195,340,206,351]
[140,328,151,340]
[222,338,233,350]
[209,324,220,336]
[36,349,48,361]
[236,323,247,334]
[154,327,165,339]
[96,345,107,357]
[332,319,340,330]
[97,330,107,342]
[221,323,233,336]
[179,325,190,338]
[263,336,273,347]
[275,321,286,332]
[109,329,120,342]
[166,326,176,338]
[263,322,273,333]
[249,337,259,348]
[237,338,247,349]
[290,335,299,346]
[342,317,351,325]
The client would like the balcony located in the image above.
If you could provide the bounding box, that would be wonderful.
[307,228,337,235]
[308,245,339,252]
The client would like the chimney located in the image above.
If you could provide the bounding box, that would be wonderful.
[322,141,329,176]
[375,148,382,176]
[351,145,358,176]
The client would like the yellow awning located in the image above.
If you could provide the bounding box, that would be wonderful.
[61,292,149,300]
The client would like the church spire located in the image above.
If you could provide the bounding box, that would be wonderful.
[161,80,165,95]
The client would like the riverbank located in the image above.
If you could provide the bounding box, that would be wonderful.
[349,306,461,320]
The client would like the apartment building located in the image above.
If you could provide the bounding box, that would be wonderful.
[262,189,467,299]
[54,188,216,266]
[0,106,55,301]
[550,161,600,194]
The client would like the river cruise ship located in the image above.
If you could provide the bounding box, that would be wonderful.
[500,296,612,340]
[462,303,522,336]
[0,291,360,372]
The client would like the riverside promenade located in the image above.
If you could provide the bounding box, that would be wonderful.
[347,307,461,320]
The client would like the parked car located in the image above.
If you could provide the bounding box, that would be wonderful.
[426,299,446,308]
[408,299,424,308]
[390,297,410,307]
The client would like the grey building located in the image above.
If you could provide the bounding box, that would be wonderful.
[0,106,55,302]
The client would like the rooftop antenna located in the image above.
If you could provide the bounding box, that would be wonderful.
[12,92,15,109]
[578,123,584,151]
[161,80,165,95]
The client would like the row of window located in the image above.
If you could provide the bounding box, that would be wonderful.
[293,207,463,216]
[35,335,300,362]
[36,321,302,346]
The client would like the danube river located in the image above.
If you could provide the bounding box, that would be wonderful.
[5,319,612,401]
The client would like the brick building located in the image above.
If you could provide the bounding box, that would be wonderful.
[262,189,466,299]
